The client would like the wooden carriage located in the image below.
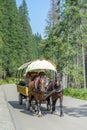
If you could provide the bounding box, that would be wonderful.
[16,59,57,109]
[17,81,35,106]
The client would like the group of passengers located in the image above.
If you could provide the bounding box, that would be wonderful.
[24,72,38,86]
[24,71,49,90]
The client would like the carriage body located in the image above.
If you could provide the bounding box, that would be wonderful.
[17,80,36,105]
[17,85,28,96]
[17,81,35,97]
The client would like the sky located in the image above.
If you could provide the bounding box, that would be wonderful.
[16,0,50,38]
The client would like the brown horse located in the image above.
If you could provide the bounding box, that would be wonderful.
[27,74,49,117]
[47,73,63,117]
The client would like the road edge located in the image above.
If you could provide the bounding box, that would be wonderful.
[0,85,16,130]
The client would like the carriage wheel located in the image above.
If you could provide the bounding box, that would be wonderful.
[19,93,23,105]
[26,97,30,110]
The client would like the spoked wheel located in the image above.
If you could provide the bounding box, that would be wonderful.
[19,93,23,105]
[26,97,30,110]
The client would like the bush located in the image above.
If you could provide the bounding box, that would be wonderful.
[0,77,17,85]
[64,88,87,100]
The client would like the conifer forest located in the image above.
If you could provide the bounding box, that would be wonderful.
[0,0,87,88]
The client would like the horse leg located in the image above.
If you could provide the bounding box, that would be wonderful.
[36,101,42,117]
[34,100,38,112]
[47,97,51,111]
[29,95,34,112]
[59,96,63,117]
[51,98,57,114]
[29,99,33,112]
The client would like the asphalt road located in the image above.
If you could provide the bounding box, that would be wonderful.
[2,84,87,130]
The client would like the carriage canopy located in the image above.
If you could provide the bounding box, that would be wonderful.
[18,59,57,72]
[26,59,57,73]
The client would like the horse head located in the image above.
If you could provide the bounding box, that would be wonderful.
[47,72,62,91]
[54,72,61,87]
[38,76,49,93]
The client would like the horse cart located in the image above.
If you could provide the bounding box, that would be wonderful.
[16,59,63,117]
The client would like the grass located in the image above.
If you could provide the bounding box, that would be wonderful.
[0,77,17,85]
[64,88,87,100]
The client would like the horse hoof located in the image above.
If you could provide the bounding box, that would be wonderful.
[51,111,55,114]
[60,113,64,117]
[38,114,42,117]
[38,111,42,117]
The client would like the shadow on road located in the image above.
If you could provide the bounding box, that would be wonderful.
[9,101,87,117]
[60,104,87,117]
[9,101,25,109]
[8,101,53,117]
[9,101,36,116]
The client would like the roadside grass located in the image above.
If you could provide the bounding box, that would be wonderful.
[64,88,87,100]
[0,77,17,85]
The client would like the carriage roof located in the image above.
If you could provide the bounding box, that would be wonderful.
[18,59,57,72]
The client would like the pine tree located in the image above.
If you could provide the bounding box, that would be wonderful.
[41,0,60,62]
[19,0,35,62]
[53,0,87,88]
[0,1,3,78]
[43,0,87,88]
[0,0,21,77]
[0,0,39,78]
[33,33,42,58]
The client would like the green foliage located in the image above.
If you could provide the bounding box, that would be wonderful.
[33,33,42,58]
[0,77,17,85]
[64,88,87,100]
[0,0,39,78]
[42,0,87,88]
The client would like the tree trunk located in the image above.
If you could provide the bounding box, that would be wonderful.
[82,45,86,88]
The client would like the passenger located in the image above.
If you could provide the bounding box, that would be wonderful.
[30,72,38,81]
[24,72,31,86]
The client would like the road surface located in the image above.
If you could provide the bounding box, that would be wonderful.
[2,84,87,130]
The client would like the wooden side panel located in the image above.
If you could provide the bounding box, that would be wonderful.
[17,85,28,96]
